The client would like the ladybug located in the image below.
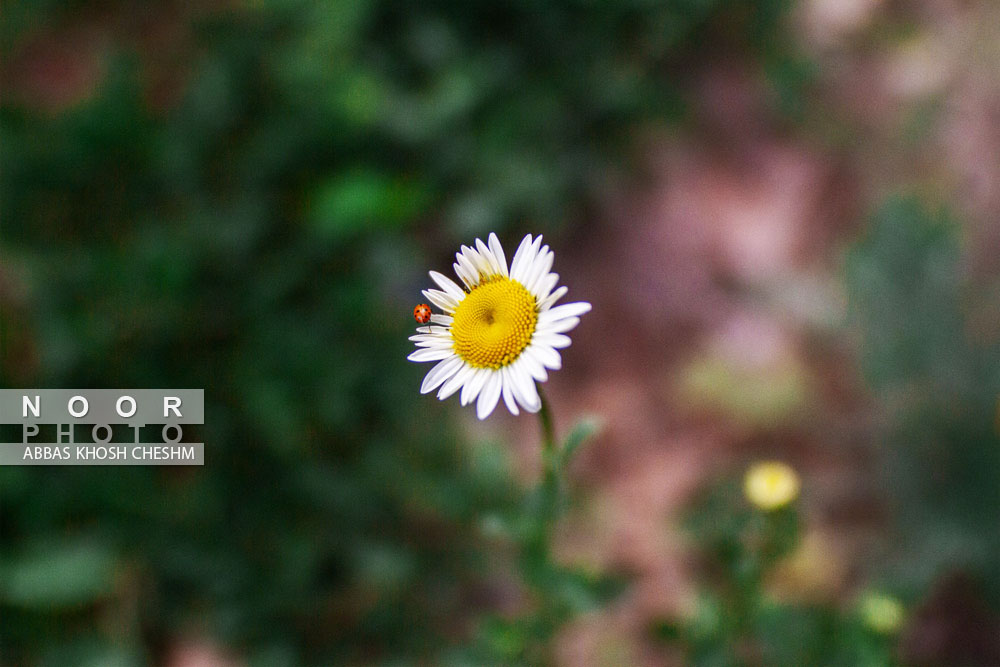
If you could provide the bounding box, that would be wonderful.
[413,303,432,324]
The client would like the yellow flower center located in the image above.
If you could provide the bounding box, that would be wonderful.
[451,276,537,369]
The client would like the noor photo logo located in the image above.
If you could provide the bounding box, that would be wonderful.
[0,389,204,465]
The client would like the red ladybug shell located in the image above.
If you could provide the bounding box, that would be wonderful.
[413,304,432,324]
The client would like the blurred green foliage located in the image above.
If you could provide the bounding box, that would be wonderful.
[1,0,792,664]
[845,197,1000,603]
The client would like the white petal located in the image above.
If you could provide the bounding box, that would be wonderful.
[438,364,474,400]
[411,342,453,350]
[533,333,572,349]
[509,234,535,282]
[514,236,544,284]
[525,246,554,296]
[464,244,492,277]
[421,356,463,394]
[408,333,448,343]
[422,288,458,313]
[421,325,451,336]
[454,262,475,289]
[430,314,453,325]
[476,237,500,276]
[429,271,465,300]
[521,348,549,382]
[476,372,503,420]
[459,245,477,269]
[488,233,509,277]
[538,301,591,324]
[455,253,480,287]
[535,272,559,304]
[410,338,453,348]
[510,362,541,413]
[507,364,528,407]
[500,367,519,415]
[518,245,539,293]
[536,316,579,334]
[461,368,490,406]
[539,286,568,311]
[531,343,562,370]
[408,347,453,362]
[521,234,542,284]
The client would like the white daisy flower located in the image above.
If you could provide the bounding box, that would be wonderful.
[408,233,591,420]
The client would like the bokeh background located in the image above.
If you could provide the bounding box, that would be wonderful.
[2,0,1000,665]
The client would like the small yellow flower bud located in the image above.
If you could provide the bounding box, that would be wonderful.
[743,461,801,511]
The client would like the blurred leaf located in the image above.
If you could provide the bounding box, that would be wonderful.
[1,540,116,609]
[479,615,529,663]
[845,196,966,391]
[846,195,1000,601]
[308,170,432,238]
[559,416,601,469]
[556,568,629,613]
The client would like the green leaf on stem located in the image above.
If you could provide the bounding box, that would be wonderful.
[559,416,601,469]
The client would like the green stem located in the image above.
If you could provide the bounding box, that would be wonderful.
[530,388,561,665]
[538,389,557,485]
[530,389,562,568]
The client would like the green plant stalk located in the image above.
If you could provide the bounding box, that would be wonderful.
[534,388,564,559]
[520,388,563,665]
[538,389,557,493]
